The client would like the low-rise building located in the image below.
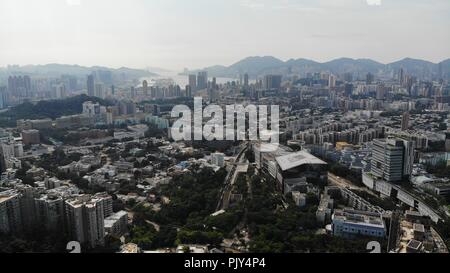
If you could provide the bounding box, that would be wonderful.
[316,193,333,224]
[291,191,306,207]
[332,208,386,238]
[211,152,225,168]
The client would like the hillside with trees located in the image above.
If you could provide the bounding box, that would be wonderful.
[0,95,112,127]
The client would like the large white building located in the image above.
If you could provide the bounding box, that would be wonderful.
[253,143,327,193]
[275,150,328,194]
[332,208,386,238]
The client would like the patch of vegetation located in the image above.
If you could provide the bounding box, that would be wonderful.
[435,221,450,250]
[426,162,450,178]
[0,227,68,253]
[128,167,229,249]
[0,95,112,127]
[246,175,374,253]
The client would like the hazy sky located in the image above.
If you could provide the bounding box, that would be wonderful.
[1,0,449,70]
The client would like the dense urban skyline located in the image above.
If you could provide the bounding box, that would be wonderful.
[1,0,450,70]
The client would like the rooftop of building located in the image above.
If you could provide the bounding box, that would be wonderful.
[22,129,40,133]
[413,223,425,233]
[0,189,19,203]
[176,244,209,253]
[333,208,384,228]
[276,150,327,171]
[105,210,128,220]
[407,239,422,250]
[65,194,102,208]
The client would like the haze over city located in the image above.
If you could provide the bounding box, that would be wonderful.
[1,0,450,70]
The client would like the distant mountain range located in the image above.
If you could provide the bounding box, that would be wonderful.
[0,63,157,80]
[1,58,449,82]
[185,56,450,79]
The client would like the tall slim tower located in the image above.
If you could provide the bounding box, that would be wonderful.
[185,85,192,98]
[131,86,136,99]
[398,68,405,86]
[212,77,217,90]
[188,74,197,91]
[0,86,7,109]
[197,71,208,90]
[23,75,31,97]
[87,74,95,97]
[143,80,149,97]
[328,74,336,88]
[401,112,410,131]
[95,83,104,99]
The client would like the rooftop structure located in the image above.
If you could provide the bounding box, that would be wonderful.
[332,208,386,238]
[275,150,327,171]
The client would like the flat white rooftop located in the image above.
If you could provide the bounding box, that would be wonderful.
[275,150,327,171]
